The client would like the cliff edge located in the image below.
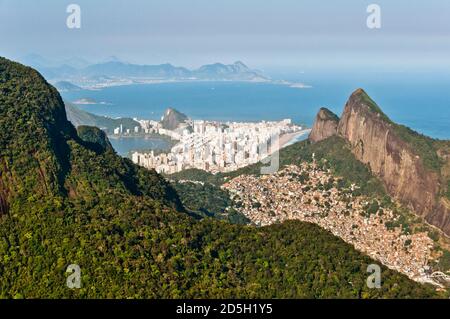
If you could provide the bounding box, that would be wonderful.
[310,88,450,235]
[309,107,339,143]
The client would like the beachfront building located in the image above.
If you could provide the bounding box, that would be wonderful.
[131,119,305,173]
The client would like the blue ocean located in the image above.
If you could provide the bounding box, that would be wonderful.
[62,71,450,144]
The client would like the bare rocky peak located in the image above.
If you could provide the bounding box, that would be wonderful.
[160,107,189,130]
[308,107,339,143]
[309,88,450,235]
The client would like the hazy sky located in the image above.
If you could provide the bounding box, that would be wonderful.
[1,0,450,70]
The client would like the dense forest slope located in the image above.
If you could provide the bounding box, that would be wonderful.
[0,57,441,298]
[309,89,450,236]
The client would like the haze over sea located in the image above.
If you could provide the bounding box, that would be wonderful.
[61,70,450,141]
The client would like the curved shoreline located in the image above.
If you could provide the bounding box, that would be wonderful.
[280,129,311,148]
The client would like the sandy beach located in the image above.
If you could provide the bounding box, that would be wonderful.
[280,129,311,148]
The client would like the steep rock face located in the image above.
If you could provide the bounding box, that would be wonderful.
[335,89,450,234]
[309,107,339,143]
[160,107,188,130]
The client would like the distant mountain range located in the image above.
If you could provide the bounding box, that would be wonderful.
[19,55,270,86]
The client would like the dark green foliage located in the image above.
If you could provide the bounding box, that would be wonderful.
[171,181,249,225]
[0,56,76,204]
[446,180,450,200]
[0,57,443,298]
[384,212,412,235]
[364,200,380,216]
[1,204,440,298]
[436,250,450,272]
[76,125,113,151]
[428,230,440,242]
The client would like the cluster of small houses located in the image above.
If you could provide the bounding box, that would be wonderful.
[223,162,439,284]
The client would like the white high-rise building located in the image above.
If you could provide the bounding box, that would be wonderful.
[130,118,304,173]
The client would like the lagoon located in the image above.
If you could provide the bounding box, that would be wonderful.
[108,136,171,157]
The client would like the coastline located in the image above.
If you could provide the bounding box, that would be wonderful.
[280,129,311,148]
[64,78,312,91]
[108,130,311,158]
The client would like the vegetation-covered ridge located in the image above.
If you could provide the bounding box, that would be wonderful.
[0,57,443,298]
[169,179,250,225]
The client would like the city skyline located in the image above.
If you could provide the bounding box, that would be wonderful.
[131,117,305,174]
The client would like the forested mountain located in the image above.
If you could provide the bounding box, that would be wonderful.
[0,57,441,298]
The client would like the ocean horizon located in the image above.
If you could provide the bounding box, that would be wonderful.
[61,71,450,141]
